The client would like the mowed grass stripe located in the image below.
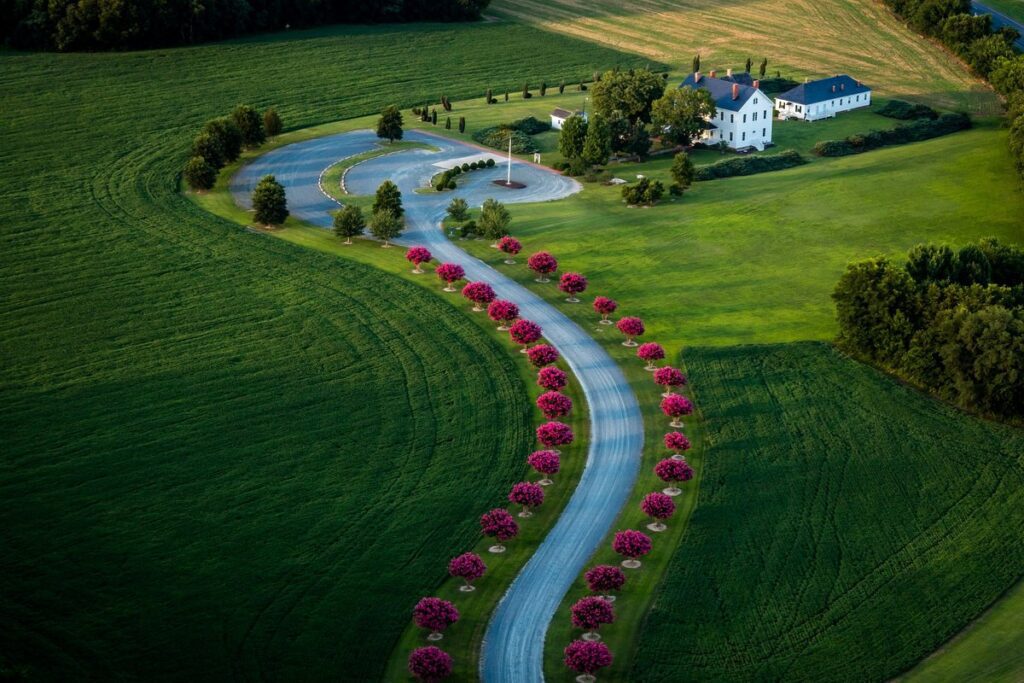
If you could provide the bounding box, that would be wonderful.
[0,22,653,681]
[489,0,997,112]
[628,343,1024,682]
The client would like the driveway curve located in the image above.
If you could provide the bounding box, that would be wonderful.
[232,129,644,683]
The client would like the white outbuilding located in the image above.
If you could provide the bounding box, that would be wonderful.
[775,75,871,121]
[550,107,587,130]
[680,70,774,151]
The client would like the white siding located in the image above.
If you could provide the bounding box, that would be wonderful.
[776,89,871,121]
[700,90,773,151]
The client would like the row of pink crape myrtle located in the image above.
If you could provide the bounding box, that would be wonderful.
[400,236,696,683]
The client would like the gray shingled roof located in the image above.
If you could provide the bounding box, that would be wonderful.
[679,73,761,111]
[777,75,870,105]
[551,108,577,118]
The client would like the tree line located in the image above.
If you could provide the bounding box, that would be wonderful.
[183,104,280,191]
[832,238,1024,420]
[881,0,1024,179]
[4,0,491,51]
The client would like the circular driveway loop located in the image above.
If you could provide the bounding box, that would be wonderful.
[233,130,644,683]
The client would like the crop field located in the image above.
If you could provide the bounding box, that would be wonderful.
[0,22,653,682]
[489,0,998,113]
[626,343,1024,682]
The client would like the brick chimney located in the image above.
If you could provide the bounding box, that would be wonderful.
[753,79,760,90]
[840,82,845,91]
[732,83,739,100]
[694,70,702,83]
[831,84,836,92]
[709,69,717,78]
[727,68,733,77]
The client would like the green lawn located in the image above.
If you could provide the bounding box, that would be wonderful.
[0,21,653,682]
[626,343,1024,682]
[900,579,1024,683]
[980,0,1024,25]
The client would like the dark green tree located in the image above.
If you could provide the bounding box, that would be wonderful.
[263,107,283,137]
[590,68,666,123]
[202,117,242,162]
[559,81,566,94]
[759,57,768,78]
[431,109,438,125]
[744,57,752,73]
[459,117,466,133]
[670,151,696,193]
[651,86,716,146]
[906,244,959,283]
[252,175,288,225]
[832,258,920,366]
[369,208,403,247]
[486,88,494,104]
[558,115,589,159]
[478,198,511,242]
[333,205,365,244]
[446,197,469,223]
[445,117,451,130]
[956,244,993,285]
[183,156,216,190]
[372,180,403,217]
[978,237,1024,286]
[581,114,612,166]
[376,105,404,142]
[231,104,265,147]
[692,54,700,73]
[191,131,226,168]
[505,90,509,102]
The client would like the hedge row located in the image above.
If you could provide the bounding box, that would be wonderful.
[812,112,971,157]
[694,150,807,181]
[876,99,939,120]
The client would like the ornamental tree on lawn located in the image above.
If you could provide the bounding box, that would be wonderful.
[571,596,616,639]
[487,299,519,330]
[372,180,403,217]
[537,421,573,451]
[435,263,465,292]
[641,491,676,532]
[462,281,496,311]
[527,449,560,485]
[509,481,545,517]
[527,344,560,368]
[558,114,588,159]
[655,457,694,496]
[616,317,645,346]
[670,151,696,194]
[263,107,282,137]
[660,394,693,428]
[528,251,558,282]
[564,640,613,680]
[446,197,469,223]
[408,646,452,682]
[536,391,572,419]
[559,272,588,302]
[405,246,432,273]
[509,319,542,352]
[613,529,652,569]
[498,236,522,264]
[412,597,459,640]
[654,366,687,397]
[593,296,617,324]
[664,431,691,459]
[637,342,665,370]
[333,205,365,244]
[479,198,511,245]
[448,552,486,592]
[480,508,518,553]
[537,366,568,391]
[369,208,403,247]
[231,104,266,147]
[252,175,288,225]
[585,565,626,597]
[183,156,216,190]
[377,105,404,142]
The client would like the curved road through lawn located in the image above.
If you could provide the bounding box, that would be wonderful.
[232,129,645,682]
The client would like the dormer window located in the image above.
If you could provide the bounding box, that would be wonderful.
[754,97,759,104]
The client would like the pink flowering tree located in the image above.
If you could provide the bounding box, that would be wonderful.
[612,529,652,569]
[537,420,574,453]
[497,236,522,264]
[480,508,519,553]
[448,552,487,592]
[664,431,691,460]
[653,366,687,397]
[616,317,645,347]
[487,299,519,331]
[654,457,694,496]
[571,596,616,641]
[637,342,665,371]
[435,263,465,292]
[585,565,627,600]
[593,296,618,325]
[408,646,453,682]
[559,272,588,303]
[527,251,558,283]
[527,449,560,486]
[660,394,693,428]
[462,281,496,312]
[527,344,560,368]
[413,597,460,641]
[537,366,568,392]
[509,319,543,353]
[564,640,613,682]
[536,391,573,419]
[508,481,545,518]
[641,492,676,533]
[405,246,433,274]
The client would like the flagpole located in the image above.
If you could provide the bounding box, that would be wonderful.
[507,136,512,185]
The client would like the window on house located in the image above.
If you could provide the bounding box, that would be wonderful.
[742,132,746,140]
[743,114,747,123]
[754,97,759,104]
[762,127,766,136]
[753,112,758,121]
[730,114,734,123]
[729,132,733,141]
[765,110,768,119]
[720,111,724,120]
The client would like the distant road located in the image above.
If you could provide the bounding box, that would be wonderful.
[972,1,1024,49]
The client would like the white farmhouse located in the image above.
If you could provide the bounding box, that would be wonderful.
[680,70,773,151]
[776,75,871,121]
[550,108,587,131]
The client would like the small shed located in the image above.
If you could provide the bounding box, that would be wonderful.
[550,108,587,130]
